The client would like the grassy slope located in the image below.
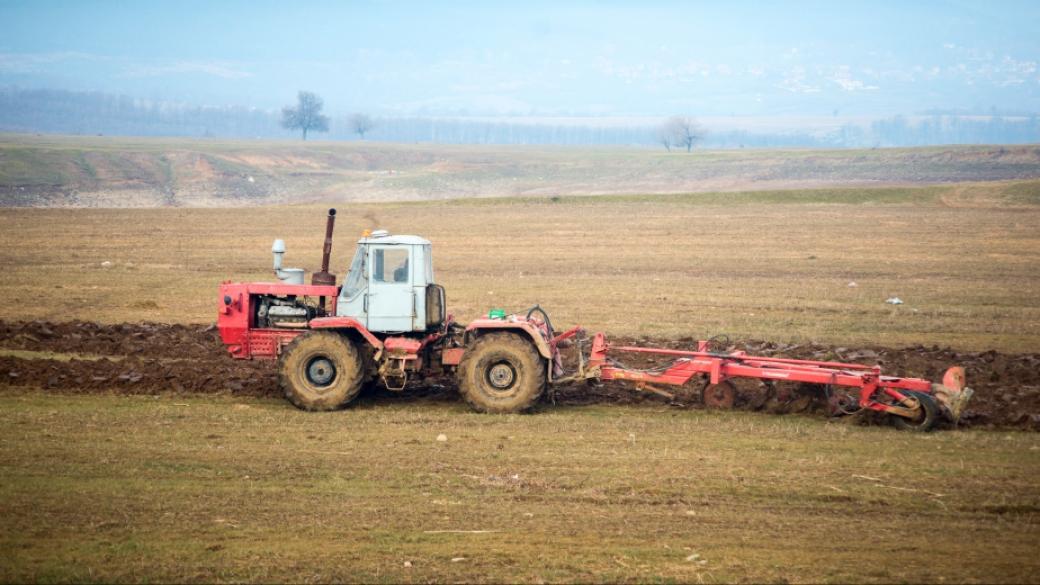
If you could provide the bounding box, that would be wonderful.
[1,184,1038,351]
[0,392,1037,583]
[2,133,1040,206]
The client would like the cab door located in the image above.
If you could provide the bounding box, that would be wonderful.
[366,245,415,332]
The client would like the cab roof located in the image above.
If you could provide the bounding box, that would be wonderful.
[356,233,431,246]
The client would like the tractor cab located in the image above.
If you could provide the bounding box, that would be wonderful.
[337,230,445,333]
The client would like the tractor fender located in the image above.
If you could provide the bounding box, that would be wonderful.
[464,320,553,361]
[309,317,384,350]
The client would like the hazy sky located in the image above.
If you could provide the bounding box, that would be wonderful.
[2,0,1038,117]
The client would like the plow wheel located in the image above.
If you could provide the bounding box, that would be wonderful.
[458,332,546,413]
[279,331,365,411]
[827,387,861,417]
[702,381,737,409]
[891,390,939,432]
[747,380,775,410]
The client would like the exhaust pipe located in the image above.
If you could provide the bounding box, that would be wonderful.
[311,208,337,286]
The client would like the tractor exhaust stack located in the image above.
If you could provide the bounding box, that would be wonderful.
[311,208,337,287]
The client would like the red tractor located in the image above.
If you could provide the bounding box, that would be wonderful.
[218,210,972,431]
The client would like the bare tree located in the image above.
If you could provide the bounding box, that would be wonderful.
[281,91,329,140]
[655,125,673,152]
[347,113,375,140]
[660,115,705,152]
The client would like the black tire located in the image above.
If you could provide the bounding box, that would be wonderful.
[891,390,939,432]
[457,332,546,413]
[279,331,364,411]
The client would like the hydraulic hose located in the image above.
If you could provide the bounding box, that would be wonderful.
[525,304,554,339]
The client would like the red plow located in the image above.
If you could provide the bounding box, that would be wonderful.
[553,327,973,431]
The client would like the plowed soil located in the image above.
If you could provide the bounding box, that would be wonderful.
[1,320,1038,430]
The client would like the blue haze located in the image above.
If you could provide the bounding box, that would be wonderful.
[0,0,1038,144]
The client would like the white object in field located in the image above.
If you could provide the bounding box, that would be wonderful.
[885,297,903,305]
[271,239,305,285]
[847,281,858,288]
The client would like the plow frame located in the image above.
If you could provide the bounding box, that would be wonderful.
[573,332,967,423]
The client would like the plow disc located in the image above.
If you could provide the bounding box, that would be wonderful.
[702,381,736,409]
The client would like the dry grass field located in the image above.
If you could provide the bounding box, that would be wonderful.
[1,392,1037,583]
[1,181,1038,351]
[2,151,1040,582]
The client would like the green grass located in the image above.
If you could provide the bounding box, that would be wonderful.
[72,151,98,183]
[0,147,68,186]
[0,391,1037,583]
[1004,180,1040,205]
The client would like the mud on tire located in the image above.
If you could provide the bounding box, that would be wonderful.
[458,332,546,413]
[279,331,364,411]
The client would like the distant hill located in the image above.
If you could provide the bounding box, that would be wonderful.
[3,88,1040,149]
[2,134,1039,207]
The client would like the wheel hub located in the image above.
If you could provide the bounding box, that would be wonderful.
[487,362,517,390]
[306,357,337,387]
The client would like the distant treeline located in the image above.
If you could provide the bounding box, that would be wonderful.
[2,87,1038,148]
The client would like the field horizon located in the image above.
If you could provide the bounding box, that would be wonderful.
[3,133,1040,207]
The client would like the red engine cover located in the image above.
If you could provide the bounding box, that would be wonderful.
[217,281,339,360]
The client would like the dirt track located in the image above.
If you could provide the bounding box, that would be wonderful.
[1,320,1038,430]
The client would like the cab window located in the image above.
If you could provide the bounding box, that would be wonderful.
[373,248,409,283]
[341,246,367,298]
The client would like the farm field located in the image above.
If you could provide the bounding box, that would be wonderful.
[1,391,1038,583]
[1,182,1039,351]
[2,144,1040,582]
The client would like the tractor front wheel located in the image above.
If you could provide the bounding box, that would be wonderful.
[458,332,546,413]
[279,331,365,411]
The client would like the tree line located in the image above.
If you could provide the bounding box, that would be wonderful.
[2,87,1038,148]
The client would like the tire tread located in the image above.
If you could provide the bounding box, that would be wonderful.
[279,331,365,411]
[457,332,546,413]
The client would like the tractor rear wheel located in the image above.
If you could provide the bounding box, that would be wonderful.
[458,332,546,413]
[279,331,364,411]
[891,390,939,432]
